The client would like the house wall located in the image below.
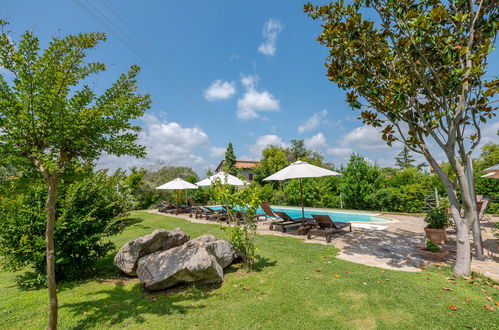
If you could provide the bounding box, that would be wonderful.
[238,169,255,182]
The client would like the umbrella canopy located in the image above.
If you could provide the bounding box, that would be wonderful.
[481,164,499,179]
[263,160,340,181]
[156,178,198,204]
[196,171,247,187]
[156,178,198,190]
[263,161,340,219]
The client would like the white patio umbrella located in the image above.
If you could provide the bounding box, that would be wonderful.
[156,178,198,204]
[481,164,499,179]
[196,171,247,187]
[263,160,341,219]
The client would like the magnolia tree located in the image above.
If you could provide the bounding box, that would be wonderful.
[305,1,497,276]
[0,22,151,329]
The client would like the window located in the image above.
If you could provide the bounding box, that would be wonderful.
[248,173,254,181]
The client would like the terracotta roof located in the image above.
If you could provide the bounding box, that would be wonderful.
[215,160,260,172]
[236,160,260,169]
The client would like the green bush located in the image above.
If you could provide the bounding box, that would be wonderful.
[211,181,261,269]
[425,239,441,253]
[339,154,381,210]
[367,184,426,213]
[424,207,449,229]
[257,184,274,204]
[0,170,140,287]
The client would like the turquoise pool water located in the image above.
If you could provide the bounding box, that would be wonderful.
[212,206,391,223]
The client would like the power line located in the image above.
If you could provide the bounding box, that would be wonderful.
[72,0,246,146]
[98,0,182,81]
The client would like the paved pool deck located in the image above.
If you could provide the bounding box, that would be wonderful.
[146,209,499,281]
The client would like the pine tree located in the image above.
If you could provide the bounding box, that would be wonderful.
[395,146,415,169]
[224,143,238,175]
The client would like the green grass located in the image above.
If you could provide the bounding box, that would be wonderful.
[0,211,497,329]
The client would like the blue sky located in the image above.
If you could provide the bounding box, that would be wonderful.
[3,0,498,175]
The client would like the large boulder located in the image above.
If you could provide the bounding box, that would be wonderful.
[136,235,239,291]
[114,228,189,276]
[196,235,239,268]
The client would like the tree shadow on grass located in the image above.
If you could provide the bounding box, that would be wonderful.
[217,256,277,278]
[92,253,121,279]
[253,255,277,272]
[131,223,152,230]
[61,281,217,329]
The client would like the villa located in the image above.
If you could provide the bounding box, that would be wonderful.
[215,160,260,182]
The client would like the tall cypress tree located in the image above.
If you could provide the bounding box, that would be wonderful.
[395,146,415,169]
[224,143,238,175]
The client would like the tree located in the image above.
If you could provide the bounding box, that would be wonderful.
[224,142,238,175]
[287,139,307,162]
[254,145,288,184]
[0,24,151,328]
[306,1,497,276]
[395,146,415,169]
[0,163,17,182]
[339,153,380,210]
[134,165,199,208]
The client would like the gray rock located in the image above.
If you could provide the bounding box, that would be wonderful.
[136,235,239,291]
[114,228,189,276]
[200,236,240,268]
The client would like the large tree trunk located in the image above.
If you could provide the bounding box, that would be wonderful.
[444,184,472,276]
[464,158,484,260]
[446,157,481,275]
[449,204,472,276]
[425,153,472,276]
[45,174,59,330]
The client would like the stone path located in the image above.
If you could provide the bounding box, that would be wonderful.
[146,209,499,281]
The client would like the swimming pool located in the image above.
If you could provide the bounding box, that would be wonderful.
[212,206,391,223]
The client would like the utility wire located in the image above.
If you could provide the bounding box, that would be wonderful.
[72,0,246,146]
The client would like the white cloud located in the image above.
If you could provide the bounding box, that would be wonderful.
[209,146,226,158]
[342,125,394,150]
[304,132,327,150]
[142,115,208,149]
[203,80,236,101]
[96,114,210,173]
[237,74,280,119]
[330,120,499,168]
[250,134,286,157]
[258,19,283,57]
[480,121,499,144]
[327,147,354,158]
[298,110,328,133]
[325,125,397,165]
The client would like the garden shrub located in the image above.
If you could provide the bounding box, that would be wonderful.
[257,184,274,203]
[425,239,441,253]
[211,180,261,269]
[339,154,381,210]
[367,184,426,213]
[424,207,450,229]
[0,170,141,287]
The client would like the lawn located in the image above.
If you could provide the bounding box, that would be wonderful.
[0,211,497,329]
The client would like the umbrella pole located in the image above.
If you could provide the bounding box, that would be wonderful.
[299,178,305,220]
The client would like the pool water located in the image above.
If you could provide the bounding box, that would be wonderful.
[212,206,391,223]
